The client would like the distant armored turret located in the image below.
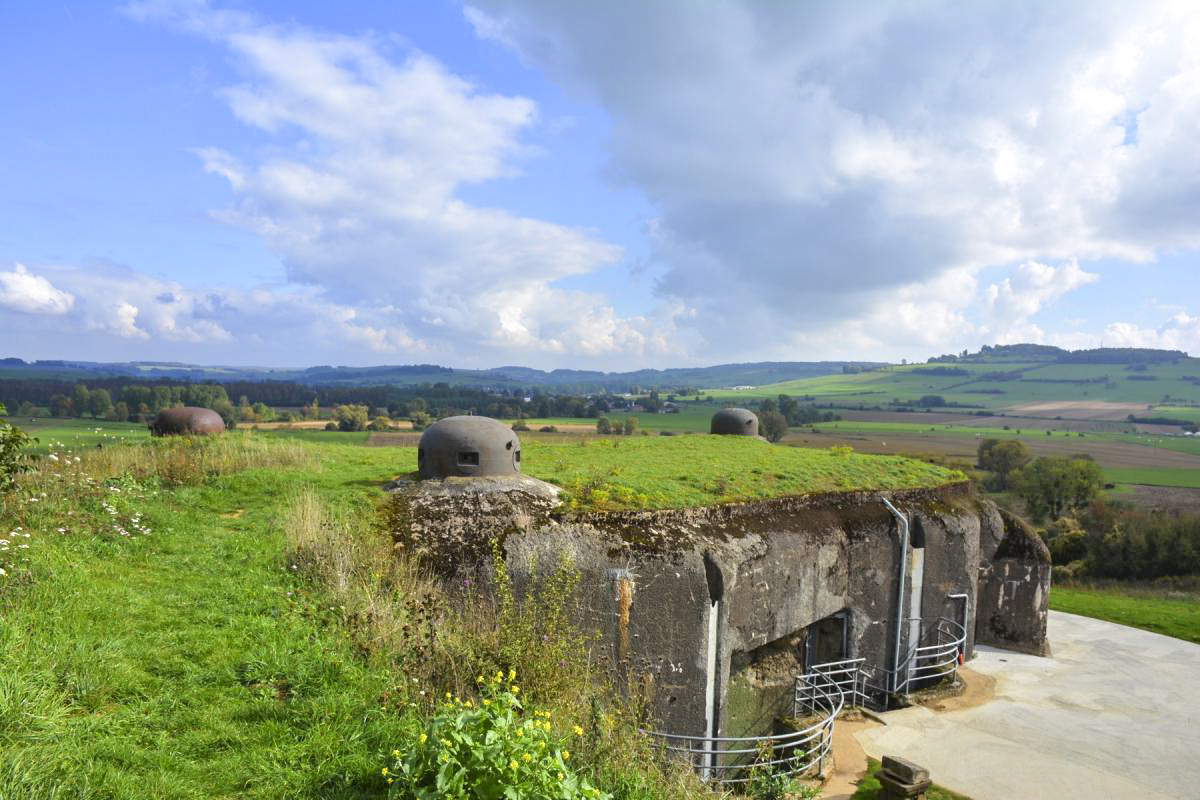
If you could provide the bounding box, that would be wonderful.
[418,415,521,479]
[710,407,759,436]
[148,406,226,436]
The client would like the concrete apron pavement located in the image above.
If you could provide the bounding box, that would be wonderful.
[855,611,1200,800]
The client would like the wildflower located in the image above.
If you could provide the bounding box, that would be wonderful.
[522,753,532,762]
[476,674,484,684]
[508,667,517,681]
[392,749,401,757]
[381,767,389,776]
[516,728,524,737]
[558,772,565,781]
[418,733,427,744]
[511,685,520,694]
[510,760,519,770]
[562,750,571,760]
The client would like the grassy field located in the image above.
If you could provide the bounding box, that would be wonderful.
[1102,468,1200,489]
[1050,586,1200,644]
[2,430,730,800]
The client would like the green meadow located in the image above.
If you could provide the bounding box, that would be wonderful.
[1050,586,1200,644]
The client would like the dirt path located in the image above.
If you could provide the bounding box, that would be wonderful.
[822,717,879,799]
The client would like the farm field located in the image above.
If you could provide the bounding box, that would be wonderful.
[701,357,1200,413]
[1049,586,1200,645]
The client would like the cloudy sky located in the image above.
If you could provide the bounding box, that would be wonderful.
[3,0,1199,369]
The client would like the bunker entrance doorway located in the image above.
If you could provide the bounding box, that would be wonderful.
[804,611,848,670]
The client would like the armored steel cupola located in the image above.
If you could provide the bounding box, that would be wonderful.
[710,407,759,436]
[417,415,521,479]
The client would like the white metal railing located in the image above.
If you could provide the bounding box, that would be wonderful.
[799,616,967,712]
[890,616,966,695]
[644,674,842,786]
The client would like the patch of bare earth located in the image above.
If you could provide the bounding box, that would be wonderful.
[1003,401,1147,420]
[1123,485,1200,514]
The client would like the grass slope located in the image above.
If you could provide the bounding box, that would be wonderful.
[1049,586,1200,644]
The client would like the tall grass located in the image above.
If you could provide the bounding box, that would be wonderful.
[277,488,713,799]
[80,432,312,485]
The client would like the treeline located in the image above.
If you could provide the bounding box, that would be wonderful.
[928,344,1188,364]
[1043,502,1200,580]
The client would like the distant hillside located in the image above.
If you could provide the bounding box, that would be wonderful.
[928,344,1189,365]
[0,358,882,392]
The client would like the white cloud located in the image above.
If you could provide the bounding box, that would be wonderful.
[0,264,75,315]
[979,260,1099,343]
[466,0,1200,359]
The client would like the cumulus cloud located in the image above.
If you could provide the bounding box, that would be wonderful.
[979,260,1099,343]
[122,0,688,366]
[467,0,1200,358]
[0,264,75,315]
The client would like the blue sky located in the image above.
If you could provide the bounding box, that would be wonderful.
[2,0,1198,368]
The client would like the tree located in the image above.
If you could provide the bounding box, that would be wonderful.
[977,438,1032,489]
[1012,456,1104,522]
[333,404,369,432]
[759,410,789,443]
[368,416,392,431]
[596,417,613,434]
[89,388,113,419]
[72,383,90,417]
[622,416,639,435]
[108,401,130,422]
[50,394,73,417]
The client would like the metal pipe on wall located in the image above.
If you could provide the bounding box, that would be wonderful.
[881,496,909,693]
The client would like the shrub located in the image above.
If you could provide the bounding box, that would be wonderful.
[539,426,558,433]
[512,420,531,432]
[324,422,338,431]
[333,404,370,432]
[385,673,610,799]
[758,410,788,443]
[0,409,37,491]
[596,418,613,435]
[369,416,393,431]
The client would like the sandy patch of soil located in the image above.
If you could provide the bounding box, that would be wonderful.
[919,666,996,713]
[822,716,880,799]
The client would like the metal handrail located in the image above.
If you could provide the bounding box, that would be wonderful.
[644,674,843,785]
[800,615,967,712]
[887,616,966,695]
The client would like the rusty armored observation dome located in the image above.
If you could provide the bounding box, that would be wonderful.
[148,406,226,436]
[710,407,759,436]
[418,415,521,479]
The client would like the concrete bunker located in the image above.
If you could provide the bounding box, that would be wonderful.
[710,407,759,436]
[148,406,226,436]
[417,415,521,479]
[388,439,1050,786]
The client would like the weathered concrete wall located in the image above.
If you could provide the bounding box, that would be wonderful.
[975,509,1052,656]
[387,478,1024,741]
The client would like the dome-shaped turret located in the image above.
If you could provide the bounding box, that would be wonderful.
[417,416,521,479]
[710,407,759,436]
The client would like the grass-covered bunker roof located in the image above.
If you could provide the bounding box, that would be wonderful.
[398,435,964,511]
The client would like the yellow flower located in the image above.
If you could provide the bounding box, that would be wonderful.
[392,749,401,757]
[494,671,504,683]
[483,699,491,707]
[381,767,389,776]
[510,759,519,770]
[476,674,484,683]
[573,725,584,736]
[440,754,449,763]
[563,750,571,760]
[558,772,565,781]
[516,728,524,737]
[418,733,427,744]
[465,700,473,708]
[508,667,516,681]
[445,692,452,700]
[387,778,393,784]
[510,685,520,694]
[522,753,532,762]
